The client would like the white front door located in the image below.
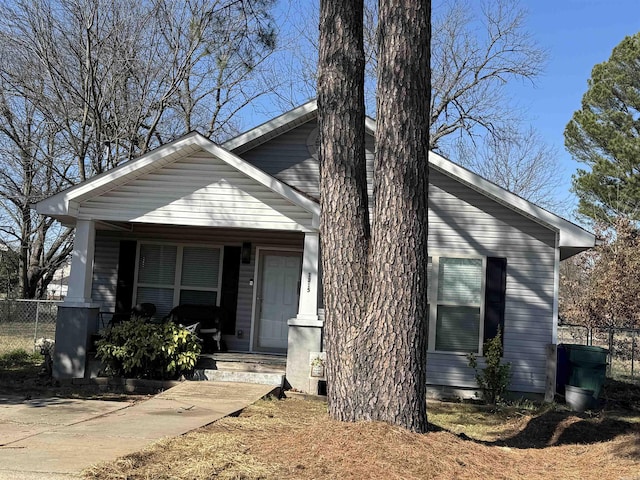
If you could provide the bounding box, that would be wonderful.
[255,251,301,352]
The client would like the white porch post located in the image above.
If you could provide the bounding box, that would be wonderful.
[65,219,96,304]
[297,231,319,321]
[287,231,323,393]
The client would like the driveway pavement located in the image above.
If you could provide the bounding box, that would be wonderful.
[0,381,276,479]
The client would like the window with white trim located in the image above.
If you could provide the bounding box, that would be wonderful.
[134,243,222,318]
[428,255,485,354]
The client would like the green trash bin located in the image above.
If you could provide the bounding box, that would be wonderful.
[565,344,608,401]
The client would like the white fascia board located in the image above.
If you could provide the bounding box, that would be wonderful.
[36,132,204,217]
[37,131,320,226]
[223,99,376,153]
[428,151,596,249]
[223,99,318,151]
[365,117,376,135]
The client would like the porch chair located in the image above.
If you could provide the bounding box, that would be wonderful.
[106,302,157,327]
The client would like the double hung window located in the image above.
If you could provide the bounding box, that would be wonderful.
[134,243,222,318]
[428,255,485,354]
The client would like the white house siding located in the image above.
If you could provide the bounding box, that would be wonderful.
[91,226,304,352]
[427,169,555,394]
[239,120,377,201]
[240,127,557,394]
[78,150,314,232]
[237,121,320,198]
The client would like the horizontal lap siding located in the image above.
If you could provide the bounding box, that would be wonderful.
[239,126,556,394]
[79,151,314,231]
[92,227,304,352]
[91,234,120,315]
[428,170,555,393]
[240,122,321,199]
[87,125,558,393]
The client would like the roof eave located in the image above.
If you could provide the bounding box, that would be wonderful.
[223,99,318,152]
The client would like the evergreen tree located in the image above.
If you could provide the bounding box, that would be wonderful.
[565,33,640,224]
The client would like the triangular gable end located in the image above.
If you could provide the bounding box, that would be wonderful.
[36,133,320,232]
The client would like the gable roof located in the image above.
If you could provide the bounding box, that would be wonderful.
[223,99,377,153]
[36,132,320,227]
[224,101,596,257]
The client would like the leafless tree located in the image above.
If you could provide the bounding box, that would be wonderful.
[0,0,277,297]
[278,0,545,147]
[455,127,570,212]
[428,0,545,152]
[561,218,640,330]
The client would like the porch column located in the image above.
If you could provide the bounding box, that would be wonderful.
[297,231,319,321]
[54,219,100,379]
[65,219,96,304]
[287,231,323,393]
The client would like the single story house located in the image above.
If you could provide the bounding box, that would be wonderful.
[36,100,595,397]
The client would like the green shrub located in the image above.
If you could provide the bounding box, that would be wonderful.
[467,329,511,405]
[0,349,42,368]
[96,317,202,379]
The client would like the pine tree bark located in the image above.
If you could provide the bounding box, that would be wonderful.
[318,0,370,421]
[364,0,431,432]
[319,0,431,432]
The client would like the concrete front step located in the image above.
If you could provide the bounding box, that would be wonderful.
[208,360,285,374]
[196,353,287,374]
[192,369,285,387]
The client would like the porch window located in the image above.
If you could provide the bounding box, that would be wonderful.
[428,255,485,354]
[134,243,222,318]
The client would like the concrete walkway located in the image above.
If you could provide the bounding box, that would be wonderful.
[0,381,276,479]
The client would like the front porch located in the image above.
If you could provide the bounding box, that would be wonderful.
[35,132,325,392]
[197,352,287,373]
[54,223,323,393]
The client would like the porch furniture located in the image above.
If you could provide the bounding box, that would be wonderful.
[101,302,157,328]
[164,304,226,353]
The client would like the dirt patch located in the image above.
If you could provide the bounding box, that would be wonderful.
[84,395,640,480]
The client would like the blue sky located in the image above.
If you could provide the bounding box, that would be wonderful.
[507,0,640,211]
[240,0,640,217]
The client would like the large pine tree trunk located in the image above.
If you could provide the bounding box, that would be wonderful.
[319,0,431,431]
[364,0,431,432]
[318,0,370,421]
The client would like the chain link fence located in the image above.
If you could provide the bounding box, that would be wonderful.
[558,324,640,383]
[0,300,60,355]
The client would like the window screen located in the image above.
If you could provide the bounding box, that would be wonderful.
[181,246,220,288]
[430,256,484,354]
[138,244,177,285]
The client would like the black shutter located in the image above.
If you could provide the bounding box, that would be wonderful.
[484,257,507,346]
[114,240,137,313]
[220,246,241,335]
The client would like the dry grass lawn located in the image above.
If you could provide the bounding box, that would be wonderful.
[84,392,640,480]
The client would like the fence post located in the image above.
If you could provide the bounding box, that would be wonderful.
[608,328,614,377]
[33,301,40,349]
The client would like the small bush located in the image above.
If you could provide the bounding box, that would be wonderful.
[468,329,511,405]
[96,317,201,379]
